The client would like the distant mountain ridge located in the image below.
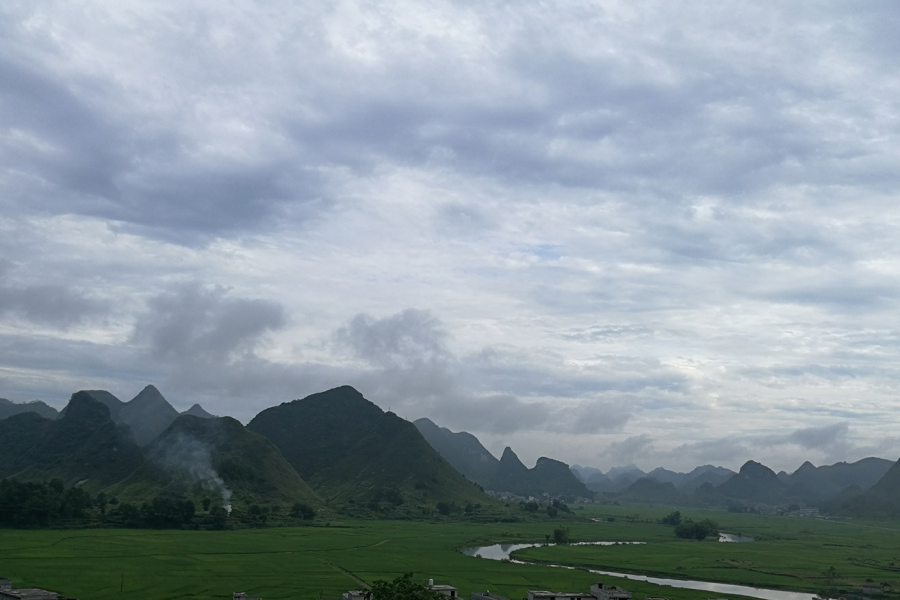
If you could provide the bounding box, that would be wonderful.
[82,386,215,445]
[414,417,592,499]
[0,397,59,420]
[414,417,499,487]
[575,456,896,514]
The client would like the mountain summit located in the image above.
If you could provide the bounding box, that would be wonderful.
[248,386,491,515]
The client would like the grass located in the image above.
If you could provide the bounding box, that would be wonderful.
[518,505,900,596]
[2,506,900,600]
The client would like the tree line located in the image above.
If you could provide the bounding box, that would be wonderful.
[0,478,315,530]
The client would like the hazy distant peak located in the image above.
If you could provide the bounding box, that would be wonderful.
[500,446,524,464]
[120,384,180,445]
[535,456,569,469]
[607,464,645,478]
[183,403,215,418]
[130,384,168,404]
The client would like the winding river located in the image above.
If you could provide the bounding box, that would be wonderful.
[461,542,817,600]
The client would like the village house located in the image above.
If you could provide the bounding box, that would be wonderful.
[471,592,510,600]
[233,593,261,600]
[590,583,632,600]
[516,583,631,600]
[429,580,458,598]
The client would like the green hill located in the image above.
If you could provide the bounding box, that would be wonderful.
[247,386,494,515]
[0,391,144,489]
[109,414,323,512]
[825,457,900,517]
[716,460,787,504]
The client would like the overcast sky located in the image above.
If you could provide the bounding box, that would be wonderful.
[2,1,899,473]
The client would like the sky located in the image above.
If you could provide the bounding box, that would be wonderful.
[2,0,900,474]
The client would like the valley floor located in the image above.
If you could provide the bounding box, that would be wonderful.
[2,505,899,600]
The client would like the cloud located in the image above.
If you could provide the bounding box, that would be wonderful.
[603,435,656,466]
[337,309,450,369]
[0,260,109,327]
[336,309,636,435]
[133,283,286,362]
[787,422,850,451]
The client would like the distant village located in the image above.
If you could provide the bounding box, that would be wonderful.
[0,575,638,600]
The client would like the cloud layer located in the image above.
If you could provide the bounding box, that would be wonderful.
[2,0,900,471]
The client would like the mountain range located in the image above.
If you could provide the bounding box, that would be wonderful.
[2,384,899,520]
[413,419,900,516]
[0,385,498,519]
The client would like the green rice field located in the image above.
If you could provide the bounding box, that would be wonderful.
[1,505,898,600]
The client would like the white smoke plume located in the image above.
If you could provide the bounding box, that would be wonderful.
[158,432,233,513]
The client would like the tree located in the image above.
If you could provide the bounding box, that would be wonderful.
[202,497,212,512]
[210,506,228,530]
[674,518,718,540]
[661,510,682,526]
[367,573,447,600]
[291,502,315,520]
[96,492,109,515]
[436,501,452,516]
[553,527,570,544]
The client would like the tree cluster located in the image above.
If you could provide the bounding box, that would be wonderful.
[674,518,719,540]
[661,510,682,525]
[0,478,93,527]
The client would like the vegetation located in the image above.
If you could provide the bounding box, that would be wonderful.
[368,573,447,600]
[0,479,92,527]
[661,510,682,525]
[552,526,570,544]
[673,518,718,540]
[4,508,900,600]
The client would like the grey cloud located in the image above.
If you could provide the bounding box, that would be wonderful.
[0,38,324,244]
[4,0,899,246]
[550,399,633,435]
[671,438,751,465]
[603,435,656,466]
[337,309,637,435]
[426,394,552,436]
[788,422,850,450]
[464,349,688,398]
[336,309,450,369]
[0,262,108,327]
[562,325,658,343]
[749,422,852,455]
[133,284,286,361]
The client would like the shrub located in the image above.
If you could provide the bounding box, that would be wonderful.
[553,526,570,544]
[661,510,682,526]
[674,518,718,540]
